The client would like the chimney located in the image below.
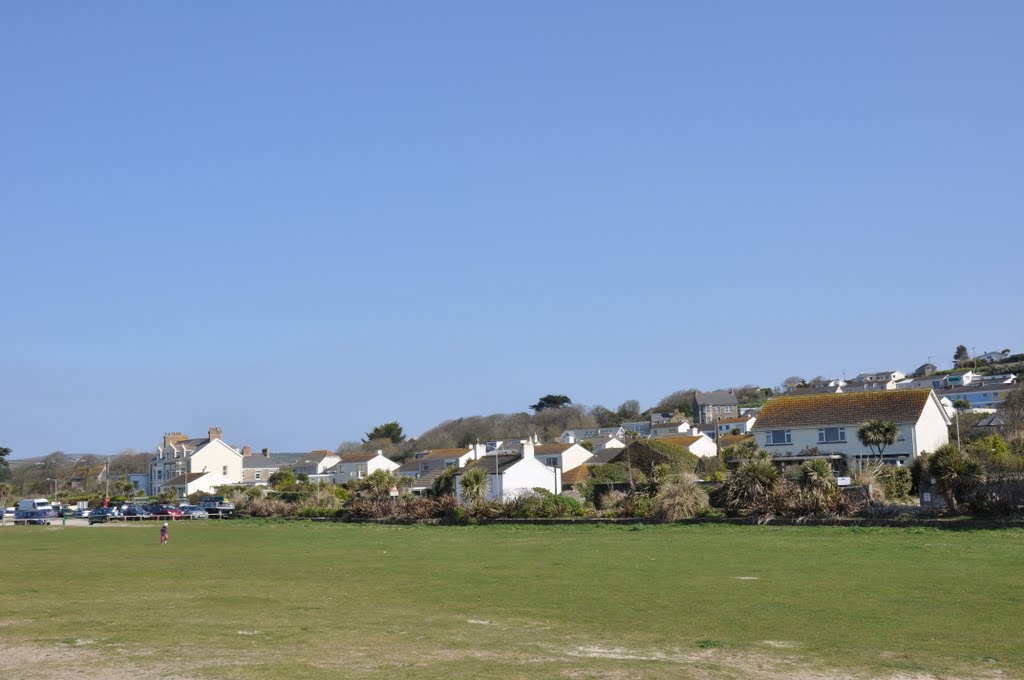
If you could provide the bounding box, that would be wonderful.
[262,448,270,458]
[209,426,223,441]
[242,445,252,457]
[163,432,187,449]
[522,440,535,460]
[472,442,487,460]
[566,434,575,444]
[691,427,701,436]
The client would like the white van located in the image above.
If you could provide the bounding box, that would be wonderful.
[15,498,57,524]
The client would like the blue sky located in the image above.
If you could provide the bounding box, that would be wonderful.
[2,2,1021,457]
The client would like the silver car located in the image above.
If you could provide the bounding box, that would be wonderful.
[178,505,210,519]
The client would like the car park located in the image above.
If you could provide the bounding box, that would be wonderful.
[199,496,235,518]
[15,498,58,525]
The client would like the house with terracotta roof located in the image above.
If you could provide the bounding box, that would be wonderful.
[150,428,244,497]
[328,450,400,484]
[454,441,560,502]
[753,389,950,467]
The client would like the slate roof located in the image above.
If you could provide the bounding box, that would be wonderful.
[787,385,843,396]
[418,448,471,460]
[694,391,738,406]
[458,454,521,475]
[163,472,208,486]
[755,390,933,430]
[243,457,279,469]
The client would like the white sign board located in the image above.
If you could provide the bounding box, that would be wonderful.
[923,492,931,502]
[836,476,852,487]
[389,486,399,498]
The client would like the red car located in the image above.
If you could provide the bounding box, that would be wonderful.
[145,504,184,520]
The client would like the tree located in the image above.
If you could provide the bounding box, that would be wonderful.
[652,390,694,417]
[529,395,572,412]
[579,440,594,453]
[857,420,900,462]
[0,446,10,482]
[1003,387,1024,441]
[616,400,641,421]
[459,467,490,504]
[726,457,781,510]
[952,399,971,412]
[588,405,619,427]
[954,345,970,367]
[0,482,12,509]
[363,422,406,444]
[431,466,457,497]
[268,470,297,491]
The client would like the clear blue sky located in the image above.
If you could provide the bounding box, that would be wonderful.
[2,2,1021,457]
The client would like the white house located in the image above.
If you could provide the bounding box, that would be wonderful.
[650,421,693,437]
[715,415,757,435]
[150,428,244,496]
[455,441,560,502]
[293,450,342,477]
[533,443,593,472]
[328,450,400,484]
[651,433,718,458]
[585,434,627,453]
[752,389,950,467]
[846,370,906,391]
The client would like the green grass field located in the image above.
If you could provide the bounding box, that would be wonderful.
[1,521,1021,679]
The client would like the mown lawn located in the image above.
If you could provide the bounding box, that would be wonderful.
[1,521,1021,679]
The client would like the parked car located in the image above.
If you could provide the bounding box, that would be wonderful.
[121,505,153,520]
[178,504,209,519]
[15,498,57,525]
[3,507,15,520]
[88,507,122,524]
[145,504,184,520]
[71,507,93,519]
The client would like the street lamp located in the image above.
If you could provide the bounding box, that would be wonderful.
[46,477,57,498]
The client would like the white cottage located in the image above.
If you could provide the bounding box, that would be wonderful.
[455,441,560,502]
[328,450,400,484]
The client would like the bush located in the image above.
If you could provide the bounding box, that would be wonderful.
[726,457,780,510]
[970,477,1024,516]
[879,466,913,501]
[618,493,653,518]
[652,476,709,522]
[929,444,985,511]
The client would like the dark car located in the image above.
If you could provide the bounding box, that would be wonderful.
[121,505,153,520]
[145,504,184,520]
[88,507,121,525]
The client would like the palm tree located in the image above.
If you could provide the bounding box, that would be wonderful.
[929,444,985,512]
[799,458,838,494]
[459,467,490,504]
[857,420,900,463]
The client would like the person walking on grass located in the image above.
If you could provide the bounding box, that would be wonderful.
[160,522,169,545]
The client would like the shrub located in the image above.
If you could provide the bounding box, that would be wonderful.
[971,477,1024,516]
[879,466,913,501]
[726,457,780,510]
[618,493,653,518]
[652,475,709,522]
[598,490,626,513]
[929,444,985,511]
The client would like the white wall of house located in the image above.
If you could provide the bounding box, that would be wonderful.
[536,444,593,472]
[686,435,718,458]
[152,438,243,494]
[915,396,953,454]
[332,454,400,484]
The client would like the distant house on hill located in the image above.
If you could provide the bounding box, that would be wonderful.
[753,389,949,467]
[692,392,738,424]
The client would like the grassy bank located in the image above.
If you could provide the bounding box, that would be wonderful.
[1,522,1021,679]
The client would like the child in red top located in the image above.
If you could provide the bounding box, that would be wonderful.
[160,522,168,545]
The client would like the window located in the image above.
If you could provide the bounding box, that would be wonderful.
[222,466,228,476]
[157,470,162,480]
[255,471,261,481]
[818,427,846,443]
[543,456,560,467]
[766,430,791,445]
